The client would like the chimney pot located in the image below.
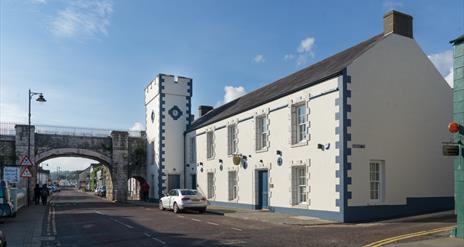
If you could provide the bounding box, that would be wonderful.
[383,10,413,38]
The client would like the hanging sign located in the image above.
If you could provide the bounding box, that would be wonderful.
[232,155,241,166]
[19,155,33,166]
[3,166,20,183]
[21,167,32,178]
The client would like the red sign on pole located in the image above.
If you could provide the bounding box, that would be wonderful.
[21,167,32,178]
[19,155,33,166]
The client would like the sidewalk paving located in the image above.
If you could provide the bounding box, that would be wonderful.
[0,204,48,247]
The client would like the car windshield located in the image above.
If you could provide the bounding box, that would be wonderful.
[179,189,199,196]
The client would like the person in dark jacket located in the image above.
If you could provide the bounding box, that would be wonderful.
[33,184,41,205]
[41,184,49,205]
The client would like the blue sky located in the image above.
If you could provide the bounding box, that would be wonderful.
[1,0,463,170]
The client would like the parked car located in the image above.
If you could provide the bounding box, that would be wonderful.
[97,186,106,197]
[0,230,6,247]
[159,189,207,213]
[48,185,58,193]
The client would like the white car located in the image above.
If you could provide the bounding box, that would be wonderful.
[159,189,207,213]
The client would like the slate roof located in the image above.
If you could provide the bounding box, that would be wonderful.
[450,34,464,45]
[189,33,386,131]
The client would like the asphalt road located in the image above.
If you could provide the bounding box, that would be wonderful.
[43,190,456,247]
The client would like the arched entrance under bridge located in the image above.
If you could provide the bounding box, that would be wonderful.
[128,176,147,201]
[0,124,147,203]
[36,150,115,201]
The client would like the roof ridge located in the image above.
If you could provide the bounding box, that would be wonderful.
[190,33,385,130]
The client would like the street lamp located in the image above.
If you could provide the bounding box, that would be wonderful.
[27,89,46,206]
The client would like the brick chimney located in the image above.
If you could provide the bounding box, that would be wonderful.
[383,10,413,38]
[198,105,213,117]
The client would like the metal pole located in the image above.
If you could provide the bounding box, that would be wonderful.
[27,89,31,207]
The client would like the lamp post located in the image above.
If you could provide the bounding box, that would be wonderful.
[27,89,46,206]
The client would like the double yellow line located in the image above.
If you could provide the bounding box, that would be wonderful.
[362,226,455,247]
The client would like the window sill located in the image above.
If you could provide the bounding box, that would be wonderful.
[291,141,308,148]
[255,148,269,153]
[291,203,309,209]
[367,200,385,206]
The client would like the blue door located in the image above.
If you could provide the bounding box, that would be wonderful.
[257,170,269,209]
[191,175,197,189]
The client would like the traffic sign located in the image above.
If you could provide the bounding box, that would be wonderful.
[3,166,20,183]
[19,155,33,166]
[21,167,32,178]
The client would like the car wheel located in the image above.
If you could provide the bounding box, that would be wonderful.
[173,203,180,214]
[159,202,165,211]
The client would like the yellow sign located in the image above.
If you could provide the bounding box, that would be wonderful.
[232,155,241,166]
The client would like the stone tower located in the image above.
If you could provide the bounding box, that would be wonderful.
[144,74,192,200]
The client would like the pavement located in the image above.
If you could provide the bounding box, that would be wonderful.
[0,202,48,247]
[1,189,462,246]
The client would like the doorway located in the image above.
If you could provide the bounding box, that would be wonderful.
[257,170,269,209]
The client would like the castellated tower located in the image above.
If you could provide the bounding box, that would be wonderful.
[144,74,192,200]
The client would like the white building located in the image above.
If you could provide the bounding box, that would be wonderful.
[145,11,454,222]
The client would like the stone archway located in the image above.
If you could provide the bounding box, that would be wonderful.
[0,124,147,203]
[128,176,146,201]
[36,149,115,201]
[35,148,112,165]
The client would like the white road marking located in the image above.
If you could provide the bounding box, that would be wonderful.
[51,206,57,235]
[177,215,185,218]
[111,218,134,229]
[207,222,219,226]
[94,210,104,215]
[192,218,201,222]
[151,237,166,245]
[220,240,247,245]
[144,233,151,237]
[231,227,243,232]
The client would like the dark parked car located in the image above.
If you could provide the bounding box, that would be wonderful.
[0,230,6,247]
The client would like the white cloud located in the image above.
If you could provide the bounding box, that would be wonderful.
[285,37,316,65]
[284,54,295,61]
[383,0,403,11]
[51,0,113,39]
[428,50,454,87]
[445,69,454,87]
[224,86,246,103]
[129,122,145,131]
[31,0,47,4]
[0,102,27,123]
[216,86,247,107]
[298,37,315,53]
[254,54,265,63]
[296,37,316,66]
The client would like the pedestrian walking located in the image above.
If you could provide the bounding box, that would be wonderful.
[41,184,49,205]
[141,182,150,201]
[33,184,40,205]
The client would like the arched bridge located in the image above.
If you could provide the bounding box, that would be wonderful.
[0,123,147,202]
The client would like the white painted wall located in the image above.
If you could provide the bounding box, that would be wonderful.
[188,77,341,212]
[145,76,161,199]
[145,74,191,199]
[347,34,453,206]
[161,75,191,191]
